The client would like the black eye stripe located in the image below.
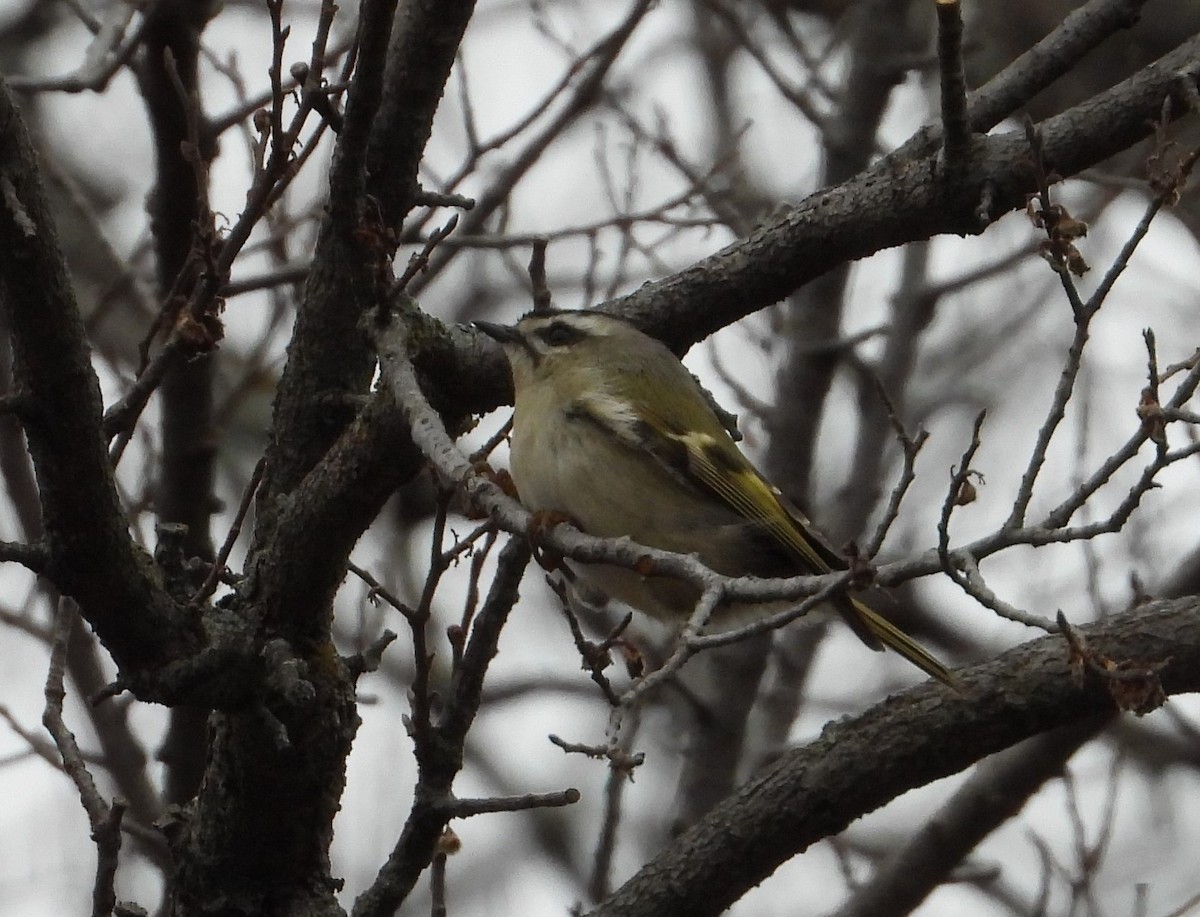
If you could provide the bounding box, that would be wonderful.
[538,322,587,346]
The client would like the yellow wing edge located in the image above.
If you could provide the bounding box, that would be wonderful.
[850,597,965,692]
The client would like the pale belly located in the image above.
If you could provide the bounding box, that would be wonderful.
[509,407,791,625]
[510,406,731,548]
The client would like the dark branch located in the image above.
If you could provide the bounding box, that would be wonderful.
[0,77,186,671]
[830,715,1111,917]
[935,0,970,168]
[0,539,49,573]
[586,596,1200,917]
[352,536,532,917]
[608,34,1200,349]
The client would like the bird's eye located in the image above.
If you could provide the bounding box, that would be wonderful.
[540,323,582,347]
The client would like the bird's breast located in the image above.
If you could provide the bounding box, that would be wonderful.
[509,402,738,553]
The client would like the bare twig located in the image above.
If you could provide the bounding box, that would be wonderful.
[443,788,581,818]
[430,842,449,917]
[351,537,532,917]
[1006,125,1089,526]
[191,456,267,605]
[103,337,186,443]
[43,599,126,917]
[349,561,420,623]
[935,0,971,169]
[528,238,552,312]
[549,577,623,707]
[407,0,656,296]
[396,215,459,292]
[1087,120,1200,311]
[1161,888,1200,917]
[956,554,1057,632]
[222,261,311,296]
[7,1,147,93]
[345,629,398,679]
[863,381,928,558]
[590,709,640,902]
[938,410,987,570]
[457,527,499,641]
[412,187,474,209]
[549,733,645,773]
[0,703,67,768]
[701,0,835,134]
[830,716,1110,917]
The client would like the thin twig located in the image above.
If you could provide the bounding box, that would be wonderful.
[550,577,622,707]
[938,410,987,572]
[590,707,639,902]
[467,416,513,464]
[430,847,449,917]
[43,598,125,917]
[457,528,500,644]
[7,1,147,94]
[43,600,109,823]
[395,215,459,292]
[350,562,409,631]
[528,237,552,312]
[191,456,266,605]
[442,788,581,818]
[935,0,970,169]
[956,554,1057,632]
[1085,129,1200,313]
[103,337,186,444]
[863,381,928,557]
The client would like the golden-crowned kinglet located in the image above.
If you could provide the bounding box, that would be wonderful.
[476,310,957,688]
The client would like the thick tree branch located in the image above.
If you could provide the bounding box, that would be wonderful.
[364,0,480,228]
[253,0,476,552]
[609,35,1200,349]
[249,0,402,557]
[962,0,1150,133]
[138,0,220,809]
[829,715,1111,917]
[0,78,186,671]
[586,596,1200,917]
[244,305,505,637]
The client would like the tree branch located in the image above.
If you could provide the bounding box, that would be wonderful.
[962,0,1149,133]
[241,23,1200,661]
[352,536,534,917]
[0,77,186,671]
[254,0,473,502]
[608,35,1200,349]
[586,596,1200,917]
[829,715,1111,917]
[250,0,478,613]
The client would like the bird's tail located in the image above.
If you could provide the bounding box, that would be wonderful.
[844,596,963,692]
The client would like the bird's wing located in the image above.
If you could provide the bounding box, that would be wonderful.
[573,392,962,688]
[573,392,837,575]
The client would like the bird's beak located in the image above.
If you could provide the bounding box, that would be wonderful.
[474,320,522,346]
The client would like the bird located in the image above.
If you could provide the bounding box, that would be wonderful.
[475,308,958,688]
